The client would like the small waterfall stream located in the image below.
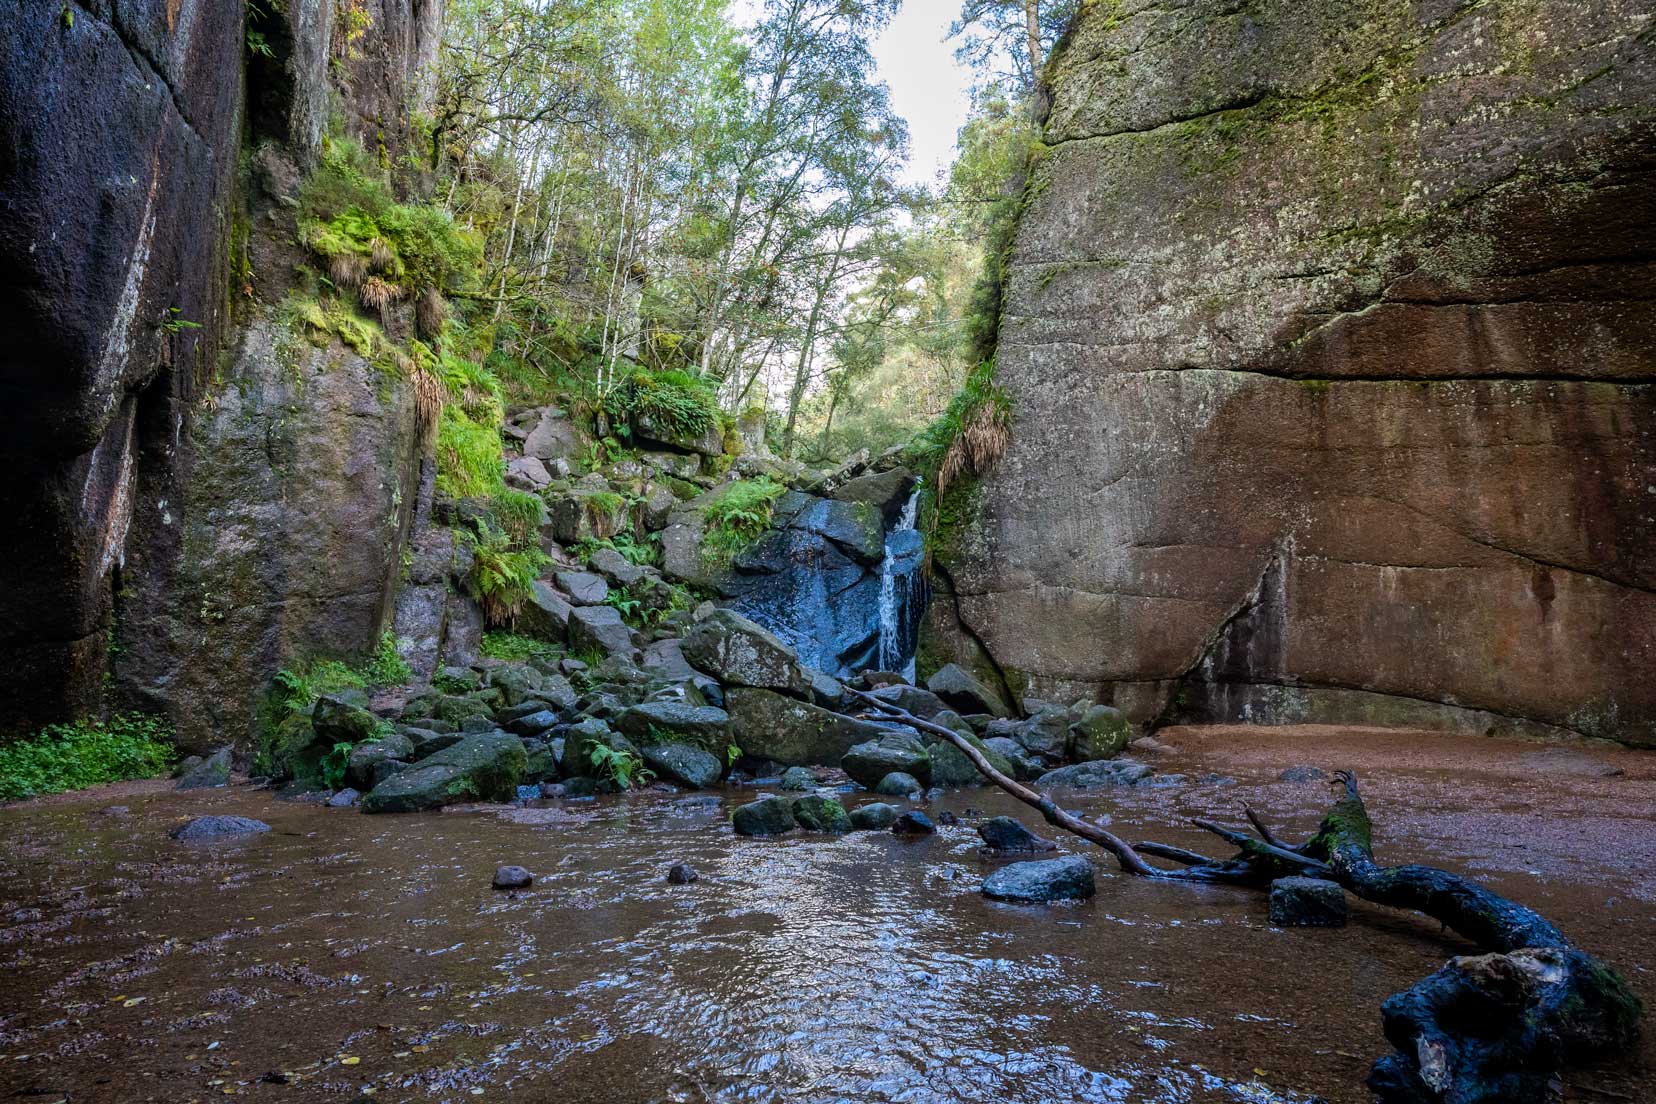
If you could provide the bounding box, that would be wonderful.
[875,486,925,679]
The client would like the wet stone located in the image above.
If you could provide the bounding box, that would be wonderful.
[1268,877,1348,928]
[876,771,921,797]
[892,810,935,836]
[732,796,796,837]
[978,816,1057,854]
[1037,759,1153,790]
[170,816,272,840]
[176,746,233,790]
[326,788,361,808]
[493,865,534,890]
[779,766,819,791]
[1279,765,1329,783]
[667,863,699,884]
[982,854,1097,904]
[848,802,898,830]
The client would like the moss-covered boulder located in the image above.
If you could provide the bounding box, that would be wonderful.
[361,732,526,813]
[618,700,731,750]
[731,795,795,837]
[790,794,851,833]
[725,687,892,765]
[1069,704,1131,761]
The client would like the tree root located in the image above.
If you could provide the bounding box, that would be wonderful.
[838,689,1643,1103]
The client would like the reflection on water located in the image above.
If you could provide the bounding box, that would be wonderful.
[1,728,1652,1103]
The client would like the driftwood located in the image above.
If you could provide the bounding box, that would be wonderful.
[841,687,1643,1104]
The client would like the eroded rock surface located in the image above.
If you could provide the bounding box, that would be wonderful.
[940,0,1656,744]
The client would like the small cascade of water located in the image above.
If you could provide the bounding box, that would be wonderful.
[876,486,924,679]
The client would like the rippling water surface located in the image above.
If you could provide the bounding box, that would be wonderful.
[2,727,1652,1103]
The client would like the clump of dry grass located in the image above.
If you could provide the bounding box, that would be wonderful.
[329,252,366,289]
[360,275,404,319]
[416,287,448,338]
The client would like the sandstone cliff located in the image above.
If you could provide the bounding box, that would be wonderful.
[936,0,1656,744]
[0,1,444,746]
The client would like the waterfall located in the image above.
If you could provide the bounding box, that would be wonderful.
[876,487,924,679]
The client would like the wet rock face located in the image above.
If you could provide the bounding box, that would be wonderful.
[944,0,1656,744]
[118,317,423,751]
[0,0,445,738]
[0,0,243,731]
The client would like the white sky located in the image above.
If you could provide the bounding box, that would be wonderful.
[870,0,975,189]
[730,0,974,191]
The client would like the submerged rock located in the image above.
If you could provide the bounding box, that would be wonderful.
[667,862,699,884]
[1268,877,1348,928]
[732,796,795,837]
[492,865,533,890]
[1279,765,1328,783]
[848,802,898,830]
[326,788,360,808]
[977,816,1057,854]
[875,771,922,797]
[170,816,271,840]
[1037,759,1153,790]
[981,854,1096,903]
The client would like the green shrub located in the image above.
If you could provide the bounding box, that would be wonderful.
[603,368,718,441]
[701,477,786,566]
[0,714,175,802]
[297,138,482,305]
[572,532,658,568]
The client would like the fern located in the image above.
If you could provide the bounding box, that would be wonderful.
[587,744,654,790]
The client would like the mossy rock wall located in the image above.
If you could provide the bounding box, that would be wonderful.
[116,313,424,752]
[939,0,1656,744]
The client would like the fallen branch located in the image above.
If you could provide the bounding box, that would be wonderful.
[835,685,1642,1102]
